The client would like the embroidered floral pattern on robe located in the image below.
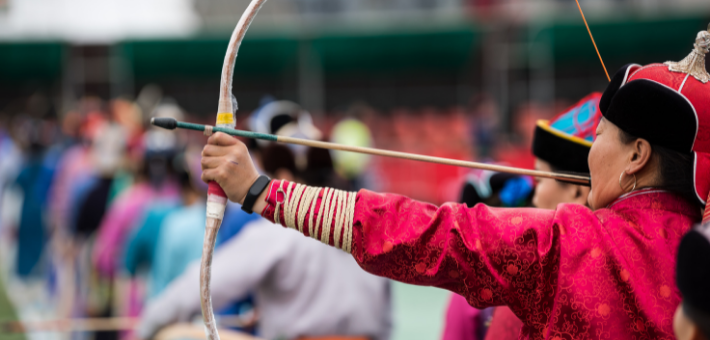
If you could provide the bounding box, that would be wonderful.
[263,182,699,340]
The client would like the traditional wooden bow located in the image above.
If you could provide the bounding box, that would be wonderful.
[201,2,267,340]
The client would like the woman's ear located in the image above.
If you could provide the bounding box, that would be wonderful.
[626,138,653,176]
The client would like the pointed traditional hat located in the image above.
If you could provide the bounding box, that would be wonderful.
[532,92,603,173]
[599,26,710,204]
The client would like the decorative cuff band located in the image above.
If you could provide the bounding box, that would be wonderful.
[262,180,356,253]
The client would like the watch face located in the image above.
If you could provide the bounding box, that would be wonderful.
[250,177,270,195]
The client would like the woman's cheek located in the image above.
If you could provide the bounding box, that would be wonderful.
[533,179,557,210]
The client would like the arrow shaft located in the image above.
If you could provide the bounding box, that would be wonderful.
[178,121,590,185]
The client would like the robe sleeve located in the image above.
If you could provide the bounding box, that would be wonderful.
[261,180,562,312]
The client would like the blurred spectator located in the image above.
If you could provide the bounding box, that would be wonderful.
[303,145,351,190]
[81,99,180,340]
[469,95,500,159]
[493,102,553,170]
[49,109,106,238]
[674,223,710,340]
[443,296,494,340]
[459,169,533,209]
[75,122,127,239]
[92,118,180,278]
[248,100,322,171]
[138,143,392,340]
[68,114,132,340]
[0,115,22,236]
[125,103,259,334]
[149,150,205,296]
[329,116,373,190]
[123,150,191,298]
[13,117,58,278]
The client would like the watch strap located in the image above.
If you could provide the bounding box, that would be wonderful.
[242,175,271,214]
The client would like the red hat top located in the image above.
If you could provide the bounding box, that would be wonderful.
[599,26,710,205]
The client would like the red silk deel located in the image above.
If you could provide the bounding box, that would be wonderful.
[262,182,699,340]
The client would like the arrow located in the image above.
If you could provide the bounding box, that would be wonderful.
[152,117,590,186]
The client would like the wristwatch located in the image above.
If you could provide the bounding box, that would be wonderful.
[241,175,272,214]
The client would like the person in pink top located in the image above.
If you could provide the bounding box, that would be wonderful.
[92,181,178,275]
[92,128,183,276]
[90,134,180,336]
[201,30,710,340]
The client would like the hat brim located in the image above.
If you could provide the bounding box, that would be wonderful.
[532,120,592,174]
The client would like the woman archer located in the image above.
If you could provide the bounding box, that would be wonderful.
[201,29,710,339]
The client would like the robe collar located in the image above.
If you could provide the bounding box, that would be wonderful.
[607,187,701,221]
[607,187,668,209]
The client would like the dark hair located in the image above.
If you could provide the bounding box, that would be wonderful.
[301,147,334,187]
[618,129,699,206]
[172,152,193,191]
[262,144,297,177]
[270,114,294,134]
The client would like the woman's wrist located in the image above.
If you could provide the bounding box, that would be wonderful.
[240,175,271,214]
[252,190,269,215]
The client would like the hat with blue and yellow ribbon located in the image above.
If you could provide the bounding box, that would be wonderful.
[532,92,602,174]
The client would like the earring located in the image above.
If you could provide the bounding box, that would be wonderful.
[619,171,637,193]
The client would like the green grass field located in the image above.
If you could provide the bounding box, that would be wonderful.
[391,282,450,340]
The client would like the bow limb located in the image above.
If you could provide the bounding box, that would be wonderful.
[201,1,268,340]
[217,0,269,117]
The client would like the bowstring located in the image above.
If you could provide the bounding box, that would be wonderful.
[574,0,611,82]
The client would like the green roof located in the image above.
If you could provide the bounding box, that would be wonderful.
[0,42,63,81]
[121,37,299,80]
[537,15,710,70]
[120,25,480,81]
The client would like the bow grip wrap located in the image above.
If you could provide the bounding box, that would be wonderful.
[200,112,234,340]
[206,110,235,220]
[207,182,228,220]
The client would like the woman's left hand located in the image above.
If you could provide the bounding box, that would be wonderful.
[201,132,260,204]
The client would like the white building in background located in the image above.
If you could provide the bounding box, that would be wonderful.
[1,0,708,42]
[0,0,201,42]
[0,0,466,41]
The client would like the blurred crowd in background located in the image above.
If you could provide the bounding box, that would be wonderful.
[0,85,555,340]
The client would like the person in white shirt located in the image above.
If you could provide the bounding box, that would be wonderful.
[138,144,392,340]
